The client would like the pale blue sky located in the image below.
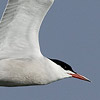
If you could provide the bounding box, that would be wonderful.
[0,0,99,100]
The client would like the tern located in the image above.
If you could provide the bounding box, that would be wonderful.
[0,0,90,87]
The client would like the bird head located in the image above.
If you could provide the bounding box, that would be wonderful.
[50,59,91,82]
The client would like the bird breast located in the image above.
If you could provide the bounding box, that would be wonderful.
[0,57,60,86]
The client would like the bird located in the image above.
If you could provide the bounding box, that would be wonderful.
[0,0,90,87]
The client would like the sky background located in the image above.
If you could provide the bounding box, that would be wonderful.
[0,0,99,100]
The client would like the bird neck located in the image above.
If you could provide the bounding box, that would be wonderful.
[44,58,67,83]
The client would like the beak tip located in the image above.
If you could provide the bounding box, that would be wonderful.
[81,75,91,83]
[85,79,91,82]
[69,73,91,82]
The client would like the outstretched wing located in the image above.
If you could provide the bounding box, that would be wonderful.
[0,0,53,58]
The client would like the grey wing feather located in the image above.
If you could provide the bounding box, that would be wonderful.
[0,0,19,43]
[0,0,53,58]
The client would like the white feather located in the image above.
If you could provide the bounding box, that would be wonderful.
[0,0,54,58]
[0,0,89,87]
[0,0,69,87]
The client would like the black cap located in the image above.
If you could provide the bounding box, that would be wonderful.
[50,59,76,73]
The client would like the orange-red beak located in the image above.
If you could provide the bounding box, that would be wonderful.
[69,73,91,82]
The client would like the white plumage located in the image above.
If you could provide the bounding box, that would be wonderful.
[0,0,52,58]
[0,0,90,87]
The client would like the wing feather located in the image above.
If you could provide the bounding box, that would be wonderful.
[0,0,53,58]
